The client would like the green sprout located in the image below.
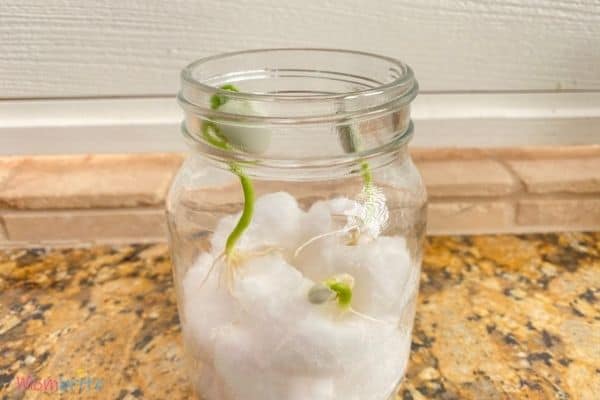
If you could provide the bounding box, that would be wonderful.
[337,123,385,245]
[204,85,255,259]
[200,85,262,288]
[224,164,254,256]
[339,124,374,188]
[294,121,380,258]
[325,278,353,309]
[307,273,387,323]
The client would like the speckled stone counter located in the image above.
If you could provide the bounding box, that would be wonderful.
[1,233,598,399]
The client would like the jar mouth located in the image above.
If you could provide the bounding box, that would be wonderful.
[179,48,418,123]
[181,121,414,180]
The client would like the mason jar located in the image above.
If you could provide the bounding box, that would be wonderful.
[167,48,426,400]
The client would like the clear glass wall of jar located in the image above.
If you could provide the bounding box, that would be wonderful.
[168,49,426,400]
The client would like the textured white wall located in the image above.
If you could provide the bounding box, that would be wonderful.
[1,0,600,97]
[1,0,599,153]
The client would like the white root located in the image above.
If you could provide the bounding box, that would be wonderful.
[294,225,359,258]
[201,245,284,293]
[348,308,394,326]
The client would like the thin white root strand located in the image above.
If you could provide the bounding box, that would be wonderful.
[294,225,358,258]
[201,245,284,292]
[226,260,236,294]
[251,244,285,257]
[201,252,225,288]
[349,308,393,325]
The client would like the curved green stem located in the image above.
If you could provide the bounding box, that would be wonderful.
[225,168,254,255]
[360,161,373,188]
[211,84,239,109]
[350,134,376,230]
[201,121,231,150]
[339,124,374,188]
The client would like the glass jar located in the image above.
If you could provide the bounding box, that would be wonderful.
[168,49,426,400]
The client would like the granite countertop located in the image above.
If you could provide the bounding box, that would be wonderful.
[0,233,598,399]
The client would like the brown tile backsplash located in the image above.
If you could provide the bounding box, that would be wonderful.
[0,154,183,209]
[417,160,518,197]
[427,201,514,234]
[517,198,600,228]
[507,158,600,194]
[0,146,599,245]
[2,208,167,242]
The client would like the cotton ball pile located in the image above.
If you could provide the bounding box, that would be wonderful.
[211,192,305,256]
[182,192,416,400]
[182,253,237,360]
[182,254,232,399]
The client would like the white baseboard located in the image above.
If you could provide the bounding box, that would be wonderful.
[0,92,598,155]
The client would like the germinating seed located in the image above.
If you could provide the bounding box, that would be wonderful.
[308,282,336,304]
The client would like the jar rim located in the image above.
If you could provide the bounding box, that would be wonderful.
[178,48,417,168]
[181,48,417,104]
[181,120,414,180]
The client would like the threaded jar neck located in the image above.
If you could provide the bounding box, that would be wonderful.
[178,48,418,175]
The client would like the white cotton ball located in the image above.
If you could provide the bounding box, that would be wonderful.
[211,192,304,255]
[326,197,359,216]
[214,326,277,400]
[336,331,412,400]
[339,236,412,317]
[209,254,337,400]
[182,253,237,363]
[293,200,342,279]
[214,326,332,400]
[284,376,335,400]
[233,253,313,323]
[230,253,399,376]
[216,324,337,400]
[301,201,334,241]
[300,235,413,318]
[217,100,271,154]
[295,198,415,318]
[214,326,318,400]
[228,253,334,371]
[252,192,304,247]
[277,308,398,373]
